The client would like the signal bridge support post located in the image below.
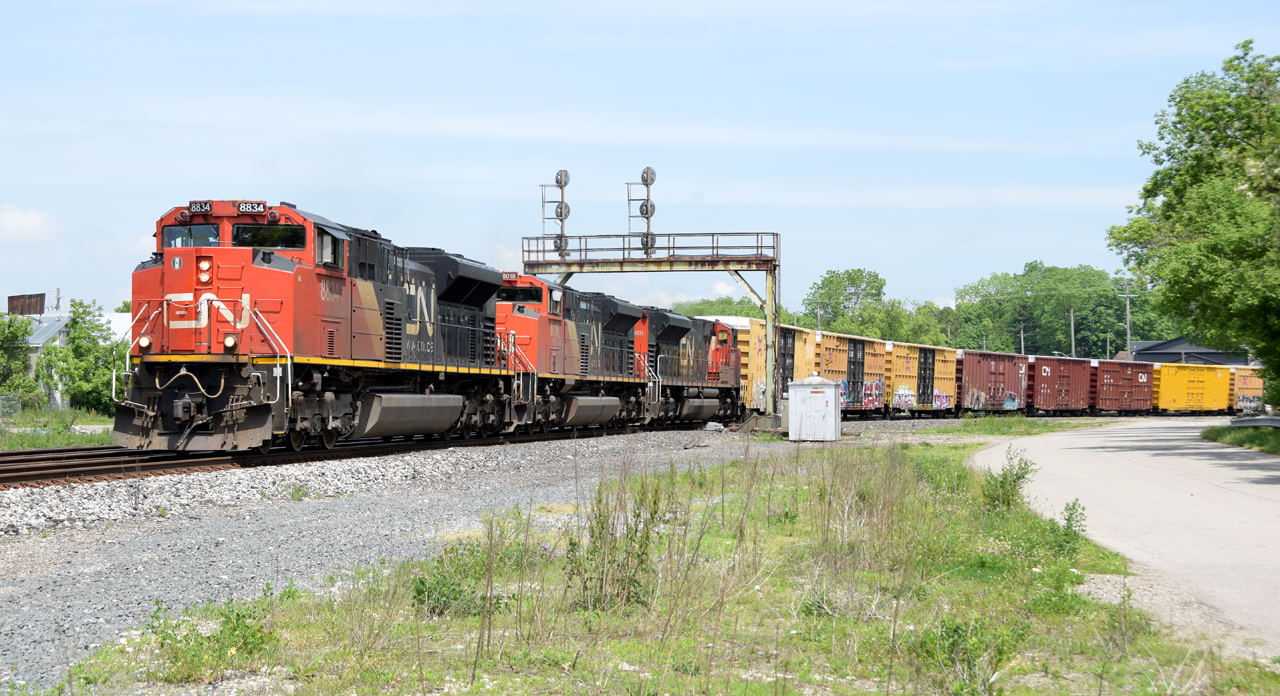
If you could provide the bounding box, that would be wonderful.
[522,232,781,416]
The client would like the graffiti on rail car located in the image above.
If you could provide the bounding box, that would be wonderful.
[864,378,883,409]
[933,388,951,410]
[892,385,915,410]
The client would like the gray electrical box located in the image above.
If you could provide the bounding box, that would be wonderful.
[788,373,841,441]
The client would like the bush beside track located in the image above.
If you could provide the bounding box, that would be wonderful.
[1202,425,1280,456]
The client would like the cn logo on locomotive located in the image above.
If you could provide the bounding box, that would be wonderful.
[164,292,252,329]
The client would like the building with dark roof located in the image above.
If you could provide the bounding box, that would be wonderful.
[1125,337,1257,366]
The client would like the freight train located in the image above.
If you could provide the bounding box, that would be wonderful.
[703,317,1266,418]
[112,201,743,452]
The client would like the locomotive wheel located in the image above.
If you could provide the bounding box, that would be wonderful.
[320,430,338,450]
[255,439,272,455]
[478,421,493,439]
[441,428,453,442]
[287,430,307,452]
[461,424,474,440]
[539,419,550,434]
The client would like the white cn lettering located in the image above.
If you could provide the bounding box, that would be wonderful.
[165,292,252,329]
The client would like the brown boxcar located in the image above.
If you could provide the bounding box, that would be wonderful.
[1091,360,1153,413]
[1026,356,1091,413]
[956,350,1028,412]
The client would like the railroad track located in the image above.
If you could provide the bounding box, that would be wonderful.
[0,423,701,491]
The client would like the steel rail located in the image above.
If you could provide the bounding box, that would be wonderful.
[0,422,703,491]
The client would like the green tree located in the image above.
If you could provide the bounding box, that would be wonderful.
[113,300,132,314]
[1107,41,1279,377]
[952,262,1176,358]
[800,269,886,330]
[670,295,800,324]
[0,314,43,406]
[36,300,126,414]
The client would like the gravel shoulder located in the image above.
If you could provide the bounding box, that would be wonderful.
[0,428,809,687]
[1,416,1261,688]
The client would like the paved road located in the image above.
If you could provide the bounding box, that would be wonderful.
[972,417,1280,647]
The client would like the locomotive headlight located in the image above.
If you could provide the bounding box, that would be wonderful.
[223,334,238,350]
[138,335,152,350]
[198,271,212,283]
[198,259,212,271]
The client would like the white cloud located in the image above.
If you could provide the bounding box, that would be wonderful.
[712,281,740,296]
[0,205,61,245]
[491,242,522,272]
[684,183,1138,210]
[933,297,956,309]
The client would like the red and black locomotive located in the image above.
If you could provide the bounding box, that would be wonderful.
[113,200,743,452]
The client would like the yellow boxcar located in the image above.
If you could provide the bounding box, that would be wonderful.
[1152,363,1232,412]
[885,341,956,413]
[734,319,813,412]
[818,332,887,412]
[885,341,920,411]
[813,331,849,384]
[1230,366,1265,413]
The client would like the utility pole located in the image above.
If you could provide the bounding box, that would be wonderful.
[982,334,987,350]
[1119,282,1137,361]
[1020,325,1025,355]
[54,288,61,314]
[816,306,821,332]
[1069,307,1076,358]
[1106,333,1110,359]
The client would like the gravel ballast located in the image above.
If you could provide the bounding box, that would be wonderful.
[0,428,810,687]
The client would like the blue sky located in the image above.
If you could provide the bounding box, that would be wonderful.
[1,1,1277,314]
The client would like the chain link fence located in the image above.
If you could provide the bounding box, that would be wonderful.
[0,393,20,422]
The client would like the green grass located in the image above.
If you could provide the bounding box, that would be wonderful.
[3,407,113,427]
[921,413,1110,437]
[63,444,1280,695]
[0,408,116,450]
[1202,425,1280,455]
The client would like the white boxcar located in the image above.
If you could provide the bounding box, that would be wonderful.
[788,374,841,441]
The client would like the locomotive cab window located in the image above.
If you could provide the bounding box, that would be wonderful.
[549,289,563,316]
[496,286,542,305]
[161,224,220,248]
[232,225,305,249]
[718,329,730,343]
[315,229,345,269]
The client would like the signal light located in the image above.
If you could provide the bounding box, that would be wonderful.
[267,210,279,221]
[198,259,211,271]
[198,271,212,283]
[177,210,190,221]
[223,335,238,351]
[138,336,152,350]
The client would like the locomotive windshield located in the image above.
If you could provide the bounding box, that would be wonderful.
[232,224,305,249]
[496,286,542,304]
[161,224,220,248]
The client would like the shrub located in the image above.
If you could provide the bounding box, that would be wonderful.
[146,597,277,682]
[565,472,665,610]
[1048,498,1087,557]
[913,611,1034,695]
[982,447,1036,512]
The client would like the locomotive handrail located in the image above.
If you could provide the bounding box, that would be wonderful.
[251,308,291,410]
[111,303,163,403]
